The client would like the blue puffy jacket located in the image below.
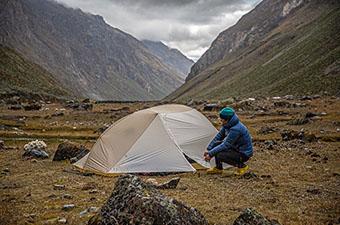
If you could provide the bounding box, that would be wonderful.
[207,113,253,157]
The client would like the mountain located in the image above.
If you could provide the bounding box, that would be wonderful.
[142,40,194,80]
[167,0,340,101]
[0,0,183,101]
[0,45,72,100]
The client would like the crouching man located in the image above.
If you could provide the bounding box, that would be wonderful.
[204,107,253,175]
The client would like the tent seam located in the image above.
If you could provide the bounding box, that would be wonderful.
[158,113,196,172]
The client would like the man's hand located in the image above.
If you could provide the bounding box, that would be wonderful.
[203,151,211,162]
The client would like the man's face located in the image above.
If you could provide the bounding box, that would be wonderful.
[220,118,228,125]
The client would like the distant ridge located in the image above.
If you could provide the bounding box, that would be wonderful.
[167,0,340,101]
[142,40,194,80]
[0,0,184,100]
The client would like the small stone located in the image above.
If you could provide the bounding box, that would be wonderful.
[80,209,88,217]
[89,189,98,194]
[48,194,57,199]
[155,177,180,189]
[82,182,97,191]
[88,207,99,213]
[57,217,67,224]
[31,159,38,163]
[24,213,36,218]
[62,194,73,199]
[62,204,75,211]
[240,172,258,179]
[233,208,280,225]
[43,218,59,224]
[0,140,5,150]
[146,178,158,186]
[70,157,78,163]
[53,184,66,190]
[306,188,321,195]
[3,168,10,173]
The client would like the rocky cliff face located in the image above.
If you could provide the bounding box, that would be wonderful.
[0,0,183,100]
[186,0,305,81]
[142,40,194,80]
[167,0,340,101]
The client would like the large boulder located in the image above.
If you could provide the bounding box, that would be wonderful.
[233,208,280,225]
[23,140,49,159]
[53,142,89,161]
[88,175,208,225]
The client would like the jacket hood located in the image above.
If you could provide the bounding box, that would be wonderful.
[224,113,239,129]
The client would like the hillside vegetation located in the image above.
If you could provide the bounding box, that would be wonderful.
[167,1,340,102]
[0,46,71,99]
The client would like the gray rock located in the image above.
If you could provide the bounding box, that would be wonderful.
[70,157,78,163]
[203,103,220,111]
[155,177,181,189]
[88,175,208,225]
[0,140,5,150]
[280,130,317,142]
[23,149,49,159]
[23,140,49,159]
[43,218,59,224]
[8,104,22,110]
[53,142,89,161]
[89,189,99,194]
[53,184,66,190]
[62,204,75,211]
[62,194,73,199]
[80,209,88,217]
[57,218,67,224]
[52,111,64,117]
[80,207,99,217]
[233,208,280,225]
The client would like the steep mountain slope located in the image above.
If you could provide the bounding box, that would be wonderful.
[0,0,183,101]
[167,0,340,101]
[142,40,194,80]
[0,45,71,99]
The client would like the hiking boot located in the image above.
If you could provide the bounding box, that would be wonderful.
[234,165,249,176]
[206,167,223,174]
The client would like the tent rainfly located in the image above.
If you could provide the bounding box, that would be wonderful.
[74,104,218,174]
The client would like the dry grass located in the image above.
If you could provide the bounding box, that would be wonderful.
[0,98,339,225]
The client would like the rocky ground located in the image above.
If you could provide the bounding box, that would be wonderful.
[0,96,339,225]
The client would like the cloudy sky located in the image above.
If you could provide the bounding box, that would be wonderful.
[56,0,261,61]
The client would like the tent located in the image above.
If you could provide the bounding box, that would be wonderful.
[74,104,218,174]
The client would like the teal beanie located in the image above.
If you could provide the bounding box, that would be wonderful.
[219,107,235,120]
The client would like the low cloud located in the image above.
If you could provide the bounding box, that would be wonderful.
[55,0,261,61]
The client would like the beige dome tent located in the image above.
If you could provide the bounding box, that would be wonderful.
[74,104,218,174]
